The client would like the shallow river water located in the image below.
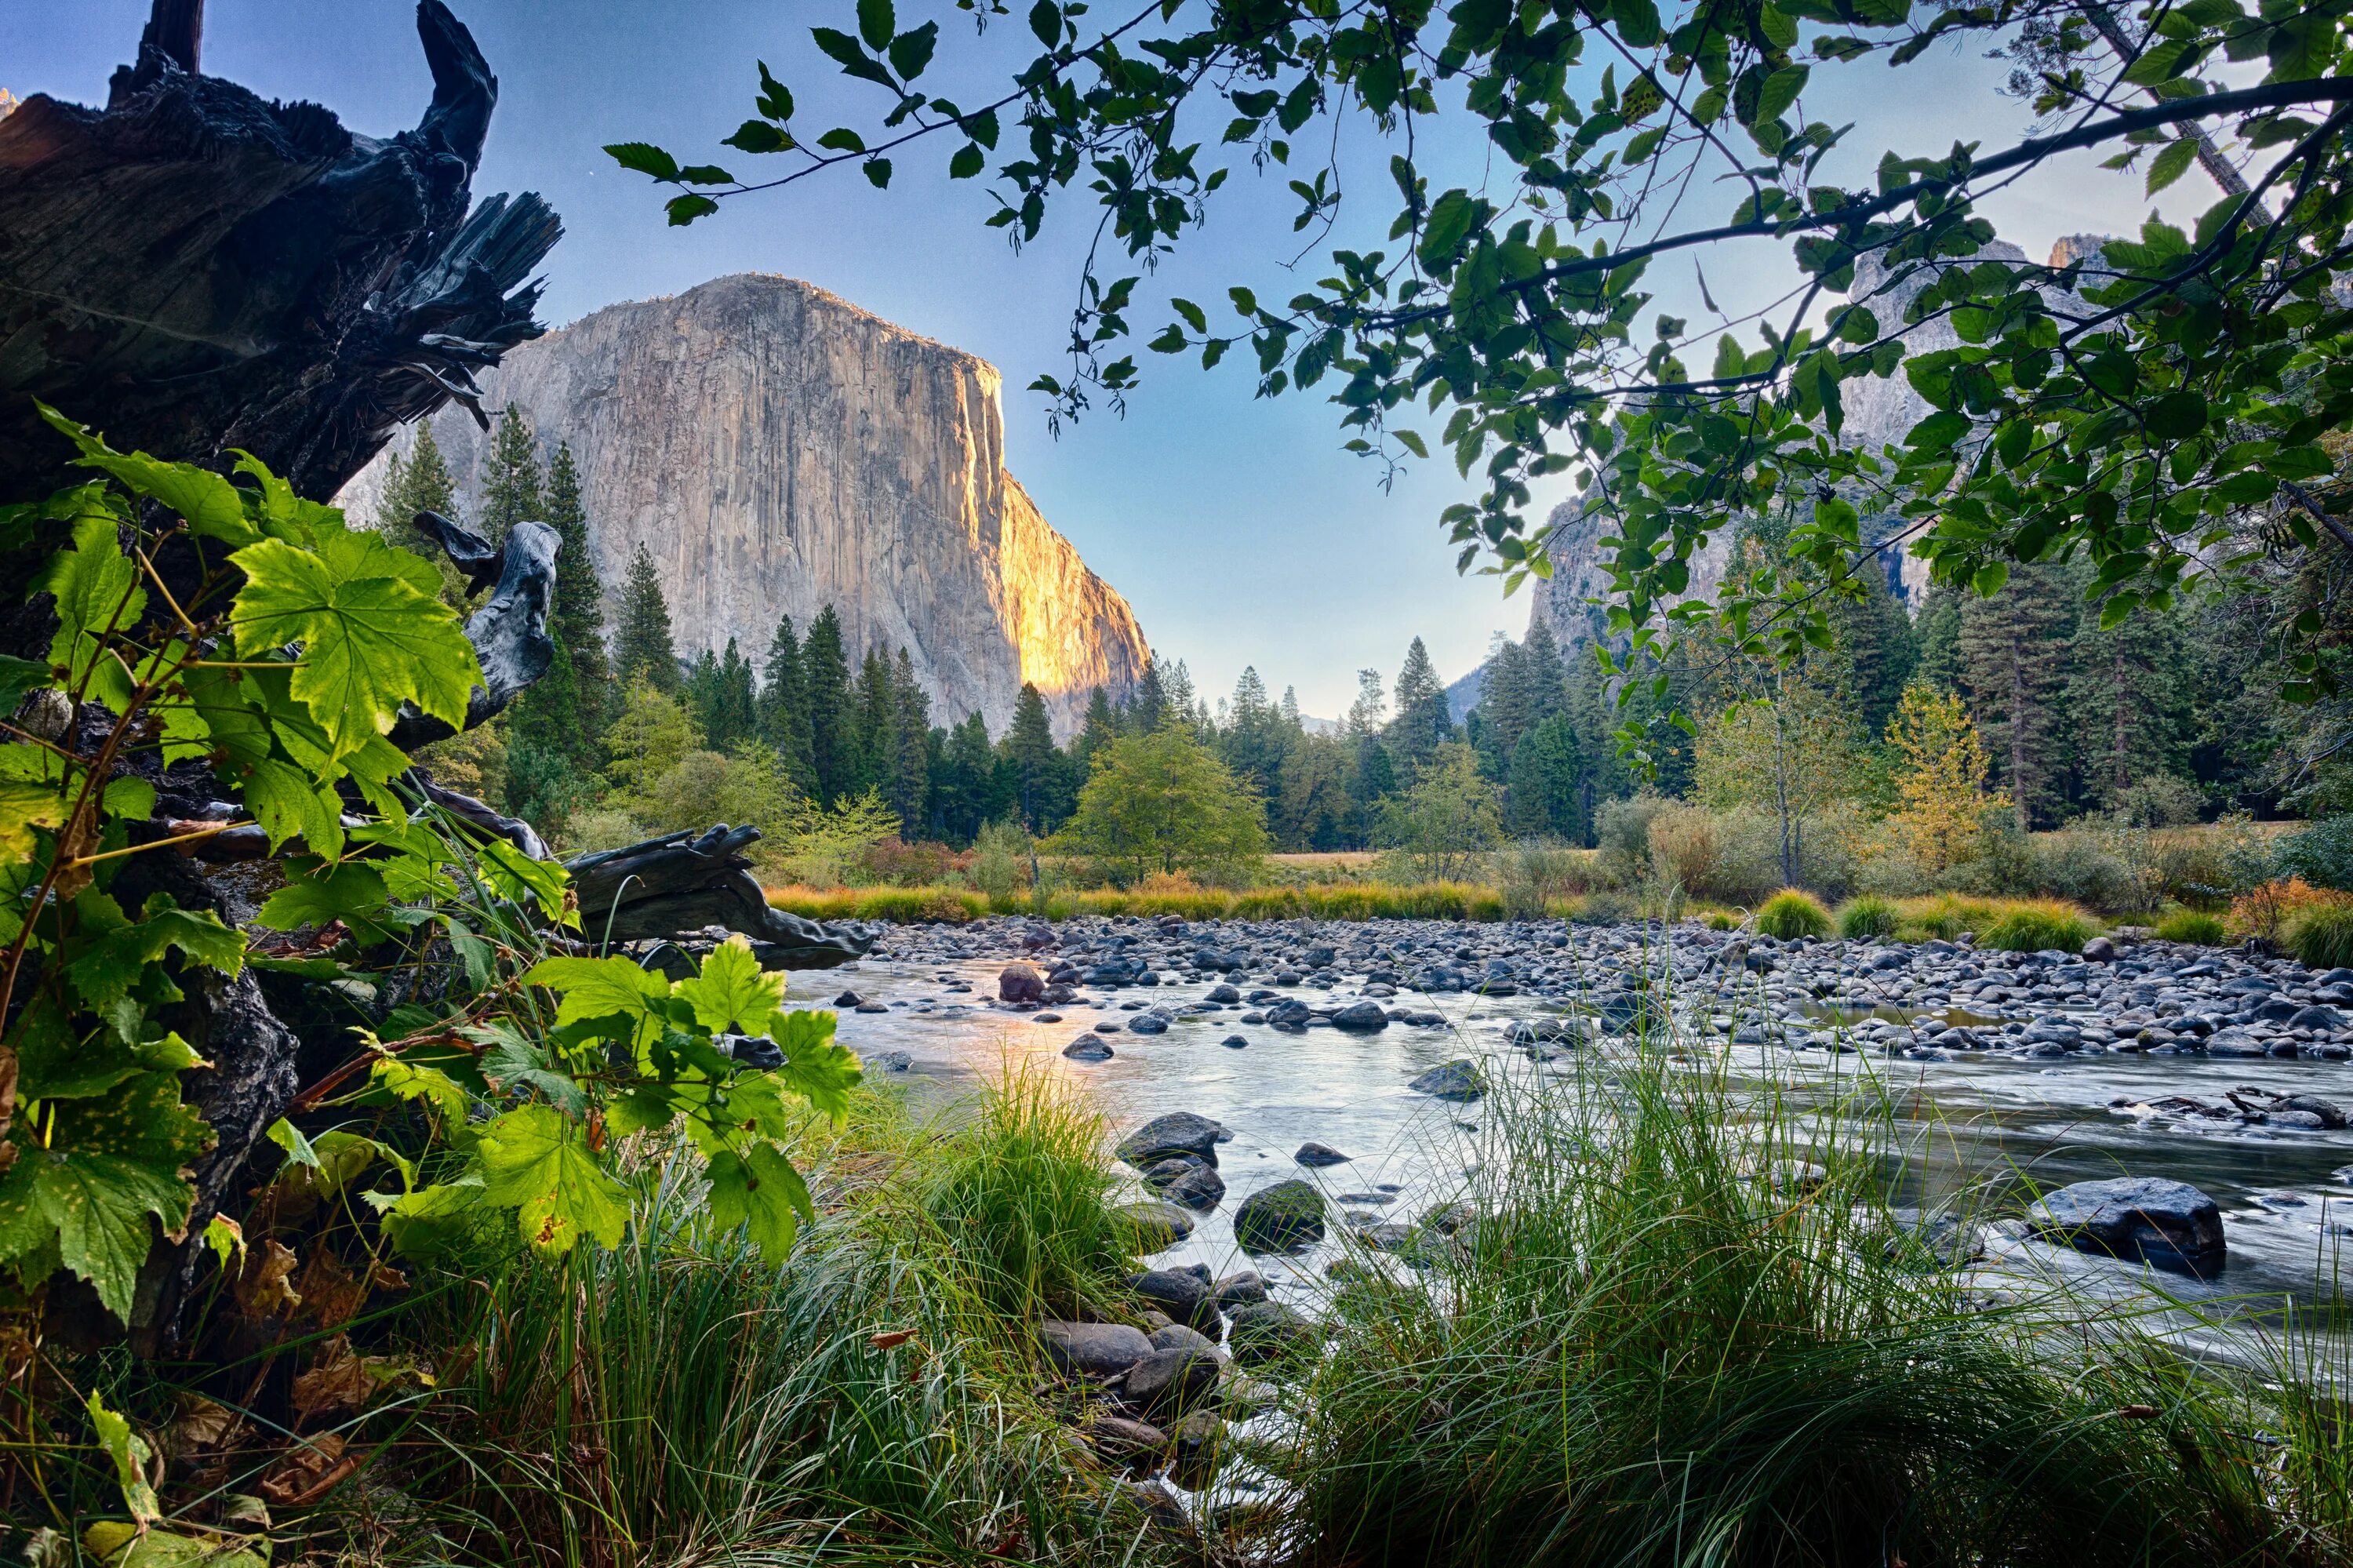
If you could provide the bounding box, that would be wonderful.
[793,928,2353,1341]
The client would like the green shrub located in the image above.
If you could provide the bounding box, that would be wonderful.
[2288,900,2353,970]
[2277,817,2353,893]
[1755,889,1831,939]
[1838,895,1899,940]
[1978,902,2092,954]
[1704,911,1739,932]
[2154,908,2228,946]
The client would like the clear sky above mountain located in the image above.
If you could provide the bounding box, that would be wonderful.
[13,2,2206,718]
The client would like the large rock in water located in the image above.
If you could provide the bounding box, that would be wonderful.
[336,273,1150,735]
[2024,1177,2227,1276]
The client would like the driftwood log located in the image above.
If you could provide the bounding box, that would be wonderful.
[0,0,558,501]
[569,826,873,967]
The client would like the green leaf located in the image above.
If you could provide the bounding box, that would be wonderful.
[605,142,682,181]
[256,861,393,944]
[863,158,893,188]
[373,1058,468,1126]
[2145,138,2198,194]
[86,1391,162,1525]
[267,1117,320,1169]
[238,757,344,857]
[677,164,736,185]
[0,1137,198,1323]
[475,1105,632,1253]
[1030,0,1061,45]
[889,21,938,80]
[817,126,868,153]
[858,0,896,50]
[67,893,245,1010]
[1419,189,1476,269]
[724,119,793,155]
[675,936,788,1035]
[38,514,145,711]
[35,405,257,548]
[228,536,479,771]
[524,954,672,1044]
[1753,64,1809,126]
[667,194,721,226]
[771,1009,863,1120]
[756,60,795,122]
[0,653,51,713]
[705,1143,812,1262]
[948,143,985,179]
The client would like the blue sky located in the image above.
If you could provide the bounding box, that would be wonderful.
[10,2,2202,717]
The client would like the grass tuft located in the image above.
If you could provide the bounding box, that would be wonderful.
[2155,908,2228,945]
[2289,900,2353,970]
[1979,900,2093,953]
[1755,887,1832,938]
[1838,893,1900,940]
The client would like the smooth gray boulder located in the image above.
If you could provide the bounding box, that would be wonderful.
[1039,1320,1153,1379]
[1293,1141,1351,1167]
[1235,1179,1327,1253]
[1117,1111,1231,1168]
[1131,1266,1221,1330]
[1115,1201,1195,1252]
[1408,1059,1486,1101]
[1126,1345,1221,1416]
[2025,1177,2226,1275]
[1330,999,1389,1031]
[1226,1300,1315,1365]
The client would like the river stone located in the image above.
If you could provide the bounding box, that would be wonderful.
[1213,1271,1268,1305]
[1221,1034,1249,1049]
[1227,1300,1315,1365]
[1124,1346,1222,1416]
[1235,1180,1326,1253]
[1116,1201,1195,1251]
[1039,1320,1153,1379]
[1408,1059,1486,1100]
[1127,1013,1169,1035]
[1162,1162,1227,1211]
[1206,983,1242,1003]
[2025,1177,2227,1275]
[2293,1005,2348,1031]
[1064,1036,1114,1061]
[1081,1414,1168,1464]
[998,962,1046,1003]
[864,1049,912,1072]
[1169,1408,1225,1485]
[1130,1267,1220,1330]
[1117,1111,1230,1169]
[1148,1322,1220,1356]
[1293,1141,1351,1167]
[1330,999,1390,1032]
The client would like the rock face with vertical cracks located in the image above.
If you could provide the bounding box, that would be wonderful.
[0,0,562,504]
[336,274,1149,736]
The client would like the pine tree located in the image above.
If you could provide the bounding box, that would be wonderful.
[1824,566,1919,737]
[758,615,817,791]
[1390,637,1456,768]
[1004,682,1063,833]
[613,544,680,693]
[1507,715,1584,840]
[1344,668,1388,737]
[2067,595,2194,810]
[685,647,723,745]
[1958,562,2075,831]
[1130,658,1169,733]
[1220,667,1290,800]
[852,647,896,800]
[707,638,758,751]
[1912,586,1966,694]
[938,713,996,842]
[375,425,459,555]
[542,442,610,721]
[1349,733,1398,847]
[478,408,544,543]
[1075,687,1120,774]
[804,608,855,802]
[889,649,933,832]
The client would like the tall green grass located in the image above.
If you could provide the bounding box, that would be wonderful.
[1268,1042,2289,1567]
[377,1081,1173,1566]
[1755,886,1831,938]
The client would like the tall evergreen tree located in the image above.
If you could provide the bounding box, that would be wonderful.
[1507,714,1585,840]
[613,544,680,693]
[804,608,855,802]
[505,440,611,765]
[889,649,933,831]
[852,647,896,800]
[1220,667,1291,801]
[1130,659,1169,733]
[1912,586,1966,695]
[758,614,817,791]
[1077,688,1120,763]
[2067,596,2195,810]
[1390,637,1456,768]
[1004,682,1063,832]
[478,408,544,542]
[1345,668,1389,737]
[1959,562,2076,831]
[1824,567,1920,738]
[374,425,458,555]
[937,712,996,842]
[704,638,758,751]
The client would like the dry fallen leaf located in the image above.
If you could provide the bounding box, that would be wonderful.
[869,1329,918,1350]
[259,1432,348,1508]
[234,1240,301,1319]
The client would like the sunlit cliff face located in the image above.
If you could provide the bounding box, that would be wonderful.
[337,273,1148,739]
